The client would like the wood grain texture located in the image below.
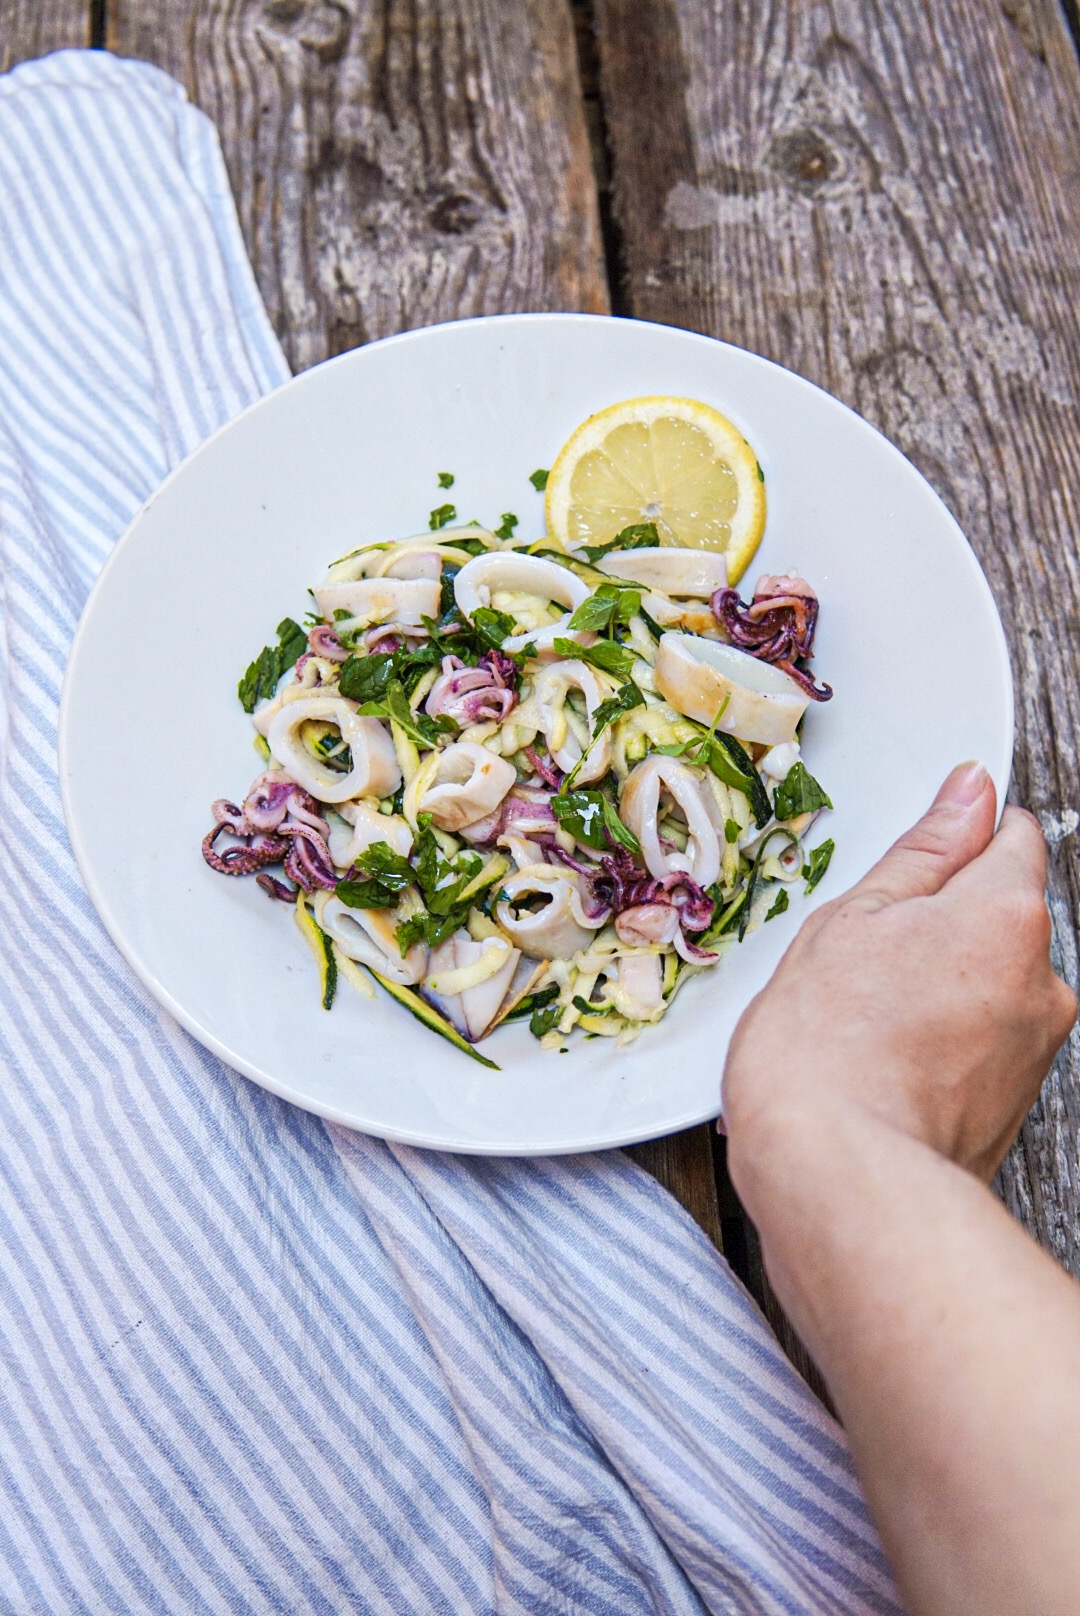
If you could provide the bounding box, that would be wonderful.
[593,0,1080,1289]
[627,1126,724,1251]
[0,1,90,71]
[107,0,608,370]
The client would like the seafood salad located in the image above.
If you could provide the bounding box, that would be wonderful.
[202,412,835,1068]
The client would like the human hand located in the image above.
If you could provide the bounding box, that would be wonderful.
[723,763,1076,1185]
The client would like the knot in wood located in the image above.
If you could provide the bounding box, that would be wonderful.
[261,0,352,61]
[769,129,838,195]
[429,193,482,235]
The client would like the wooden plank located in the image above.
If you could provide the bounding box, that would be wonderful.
[1,2,90,72]
[105,0,724,1247]
[627,1126,724,1251]
[593,0,1080,1325]
[107,0,609,370]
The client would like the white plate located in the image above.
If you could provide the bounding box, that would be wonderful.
[59,314,1012,1154]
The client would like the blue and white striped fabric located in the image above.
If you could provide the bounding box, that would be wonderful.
[0,49,903,1616]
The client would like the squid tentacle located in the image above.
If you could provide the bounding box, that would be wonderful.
[710,575,832,701]
[202,823,288,876]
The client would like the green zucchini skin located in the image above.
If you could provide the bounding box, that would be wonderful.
[708,733,773,827]
[320,930,338,1011]
[369,972,501,1070]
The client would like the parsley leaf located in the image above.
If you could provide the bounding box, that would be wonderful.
[438,565,458,617]
[335,842,415,910]
[566,582,643,633]
[471,606,518,651]
[414,823,484,913]
[390,681,458,748]
[724,818,741,844]
[577,521,660,564]
[341,623,480,704]
[354,842,414,887]
[494,512,519,541]
[356,678,457,750]
[529,1001,561,1038]
[552,635,638,679]
[551,791,641,854]
[338,652,392,703]
[437,471,455,489]
[336,879,401,910]
[238,645,280,714]
[528,468,549,492]
[393,819,486,952]
[277,617,307,667]
[764,887,790,921]
[774,762,833,822]
[429,503,457,530]
[394,912,430,951]
[419,612,477,659]
[803,838,835,893]
[654,729,772,828]
[591,679,645,737]
[238,617,307,713]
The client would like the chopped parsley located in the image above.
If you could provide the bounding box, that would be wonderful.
[429,503,457,530]
[335,842,415,910]
[471,606,518,651]
[551,790,640,855]
[552,635,638,680]
[803,838,835,893]
[338,652,392,704]
[529,1001,561,1038]
[567,582,643,634]
[577,521,659,564]
[591,679,645,738]
[237,617,307,713]
[393,819,487,952]
[355,678,458,750]
[437,471,455,489]
[764,888,789,921]
[774,761,833,822]
[528,468,549,492]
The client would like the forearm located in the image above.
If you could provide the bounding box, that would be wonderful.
[729,1104,1080,1616]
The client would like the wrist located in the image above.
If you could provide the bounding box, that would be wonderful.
[723,1088,898,1231]
[725,1097,963,1363]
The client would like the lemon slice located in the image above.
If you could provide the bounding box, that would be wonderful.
[544,395,766,583]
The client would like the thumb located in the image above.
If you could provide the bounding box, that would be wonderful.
[847,762,997,909]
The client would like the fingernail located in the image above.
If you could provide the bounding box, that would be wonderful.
[946,760,991,808]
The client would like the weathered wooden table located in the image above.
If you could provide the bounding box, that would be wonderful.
[6,0,1080,1388]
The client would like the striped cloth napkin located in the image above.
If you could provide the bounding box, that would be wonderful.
[0,49,902,1616]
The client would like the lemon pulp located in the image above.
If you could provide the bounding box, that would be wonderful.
[545,396,766,583]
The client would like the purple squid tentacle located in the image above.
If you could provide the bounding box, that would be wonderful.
[202,823,288,875]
